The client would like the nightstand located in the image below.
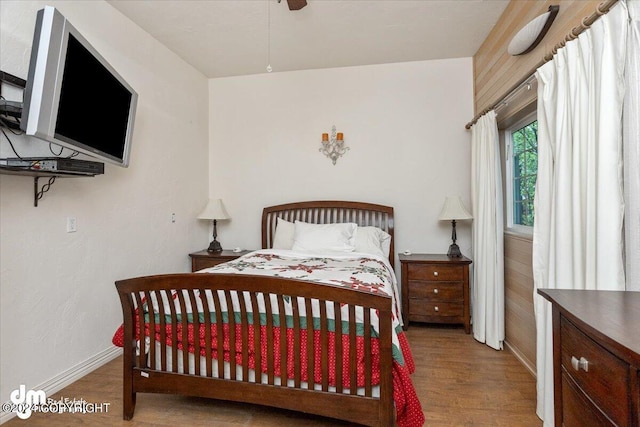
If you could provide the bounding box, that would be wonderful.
[189,249,251,272]
[399,253,472,333]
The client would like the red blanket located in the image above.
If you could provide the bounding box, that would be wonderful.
[113,321,424,426]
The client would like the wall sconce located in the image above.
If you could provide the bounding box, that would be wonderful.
[320,125,349,165]
[508,5,559,56]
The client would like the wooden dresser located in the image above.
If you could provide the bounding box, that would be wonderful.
[538,289,640,426]
[399,254,471,333]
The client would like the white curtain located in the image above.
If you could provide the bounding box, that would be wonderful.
[470,110,505,351]
[625,0,640,291]
[533,3,628,425]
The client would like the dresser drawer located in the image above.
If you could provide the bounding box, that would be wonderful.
[562,373,614,427]
[561,316,630,426]
[407,264,463,281]
[407,281,463,300]
[408,299,463,319]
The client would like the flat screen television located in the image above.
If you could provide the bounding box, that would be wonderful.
[21,6,138,167]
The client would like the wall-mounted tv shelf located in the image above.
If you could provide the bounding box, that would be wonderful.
[0,166,100,207]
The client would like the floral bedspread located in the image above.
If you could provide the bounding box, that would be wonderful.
[204,250,405,350]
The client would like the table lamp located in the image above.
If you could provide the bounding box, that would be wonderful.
[438,196,473,257]
[197,199,230,253]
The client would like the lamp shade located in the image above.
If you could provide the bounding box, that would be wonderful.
[438,196,473,221]
[197,199,230,220]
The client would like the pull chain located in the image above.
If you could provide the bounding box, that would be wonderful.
[267,0,272,72]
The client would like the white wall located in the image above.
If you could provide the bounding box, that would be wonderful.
[0,0,209,411]
[209,59,474,268]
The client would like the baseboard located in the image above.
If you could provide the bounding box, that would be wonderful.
[504,340,536,378]
[0,346,122,424]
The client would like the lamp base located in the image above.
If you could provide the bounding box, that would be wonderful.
[207,239,223,253]
[447,243,462,258]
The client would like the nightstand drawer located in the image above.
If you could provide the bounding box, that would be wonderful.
[192,257,229,271]
[560,316,629,426]
[407,281,463,300]
[407,264,463,281]
[408,299,463,318]
[189,250,251,272]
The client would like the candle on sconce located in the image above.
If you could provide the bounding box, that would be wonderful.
[320,125,349,164]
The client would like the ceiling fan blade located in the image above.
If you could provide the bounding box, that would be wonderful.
[287,0,307,10]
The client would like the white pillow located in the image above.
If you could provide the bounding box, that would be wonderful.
[292,221,357,252]
[355,226,391,258]
[272,217,295,249]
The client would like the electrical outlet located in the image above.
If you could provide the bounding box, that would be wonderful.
[67,217,77,233]
[171,213,176,223]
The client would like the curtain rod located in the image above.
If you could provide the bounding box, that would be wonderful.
[465,0,619,130]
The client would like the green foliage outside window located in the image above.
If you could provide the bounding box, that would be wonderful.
[511,121,538,226]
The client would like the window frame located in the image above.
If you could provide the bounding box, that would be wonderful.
[504,112,538,235]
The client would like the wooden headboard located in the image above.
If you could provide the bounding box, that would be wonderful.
[262,200,395,269]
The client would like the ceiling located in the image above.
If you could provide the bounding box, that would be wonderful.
[107,0,510,79]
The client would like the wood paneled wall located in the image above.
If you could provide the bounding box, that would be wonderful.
[504,234,535,374]
[474,0,602,115]
[473,0,605,373]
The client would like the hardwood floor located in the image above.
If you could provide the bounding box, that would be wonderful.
[5,325,541,426]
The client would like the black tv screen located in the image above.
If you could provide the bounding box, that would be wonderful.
[56,34,133,160]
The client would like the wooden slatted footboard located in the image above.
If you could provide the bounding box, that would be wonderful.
[116,273,395,426]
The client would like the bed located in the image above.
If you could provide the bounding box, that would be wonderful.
[114,201,423,426]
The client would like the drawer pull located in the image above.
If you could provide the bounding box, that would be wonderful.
[434,288,439,294]
[434,306,439,312]
[571,356,589,372]
[433,271,439,277]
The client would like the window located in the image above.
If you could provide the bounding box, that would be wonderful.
[506,117,538,231]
